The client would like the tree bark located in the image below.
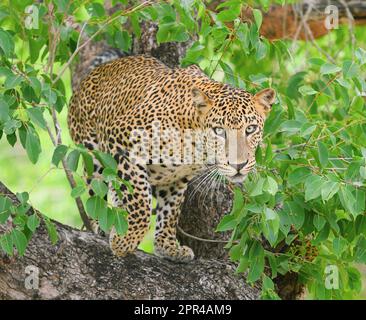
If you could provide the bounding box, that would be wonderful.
[0,181,260,300]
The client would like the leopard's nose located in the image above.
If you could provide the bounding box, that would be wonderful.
[232,160,248,172]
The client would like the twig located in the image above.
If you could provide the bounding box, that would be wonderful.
[45,7,93,231]
[306,73,340,112]
[177,225,238,244]
[339,0,356,52]
[274,119,362,153]
[291,1,314,49]
[52,1,152,85]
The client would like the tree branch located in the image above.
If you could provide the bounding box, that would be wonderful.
[0,181,260,300]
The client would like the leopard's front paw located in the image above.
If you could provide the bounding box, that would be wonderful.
[154,240,195,263]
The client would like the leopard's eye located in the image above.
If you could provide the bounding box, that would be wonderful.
[213,127,226,138]
[245,125,257,135]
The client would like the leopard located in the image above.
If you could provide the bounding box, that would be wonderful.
[67,54,276,262]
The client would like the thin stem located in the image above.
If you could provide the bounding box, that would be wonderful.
[52,1,152,85]
[45,6,93,231]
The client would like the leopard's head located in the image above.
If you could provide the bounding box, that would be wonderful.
[192,85,276,184]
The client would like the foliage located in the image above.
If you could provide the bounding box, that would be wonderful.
[0,0,366,299]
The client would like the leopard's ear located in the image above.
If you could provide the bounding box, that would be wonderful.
[191,87,212,115]
[254,88,276,117]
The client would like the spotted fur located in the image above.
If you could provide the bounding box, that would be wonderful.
[68,55,275,262]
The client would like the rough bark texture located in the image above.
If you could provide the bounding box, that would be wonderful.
[0,182,260,300]
[178,180,233,261]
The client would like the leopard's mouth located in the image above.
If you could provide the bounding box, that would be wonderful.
[226,173,247,185]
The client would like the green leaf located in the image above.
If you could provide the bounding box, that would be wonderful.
[321,181,339,201]
[82,152,94,177]
[230,187,244,216]
[0,28,14,57]
[347,266,362,292]
[16,192,29,204]
[317,141,329,168]
[103,167,117,182]
[342,60,359,79]
[4,74,23,89]
[114,209,128,235]
[333,237,347,257]
[26,108,47,130]
[52,145,68,167]
[114,30,131,52]
[11,229,28,256]
[0,195,12,224]
[304,175,323,201]
[263,176,278,195]
[354,190,365,217]
[356,215,366,236]
[313,214,326,230]
[262,274,274,291]
[236,255,249,274]
[356,47,366,65]
[288,167,311,186]
[0,233,13,255]
[99,207,116,233]
[280,201,305,230]
[91,179,108,198]
[44,218,58,244]
[299,85,317,96]
[3,119,21,135]
[279,120,302,133]
[27,214,40,232]
[42,84,57,105]
[229,244,242,261]
[28,77,41,96]
[156,22,189,43]
[66,149,81,172]
[355,236,366,263]
[360,166,366,179]
[71,185,86,198]
[94,151,117,172]
[28,37,43,64]
[339,186,359,218]
[216,214,237,232]
[249,177,265,196]
[25,128,42,164]
[0,98,9,122]
[216,5,241,22]
[252,8,262,28]
[262,208,280,246]
[86,2,105,17]
[86,196,107,220]
[300,123,317,137]
[320,63,341,75]
[247,241,265,282]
